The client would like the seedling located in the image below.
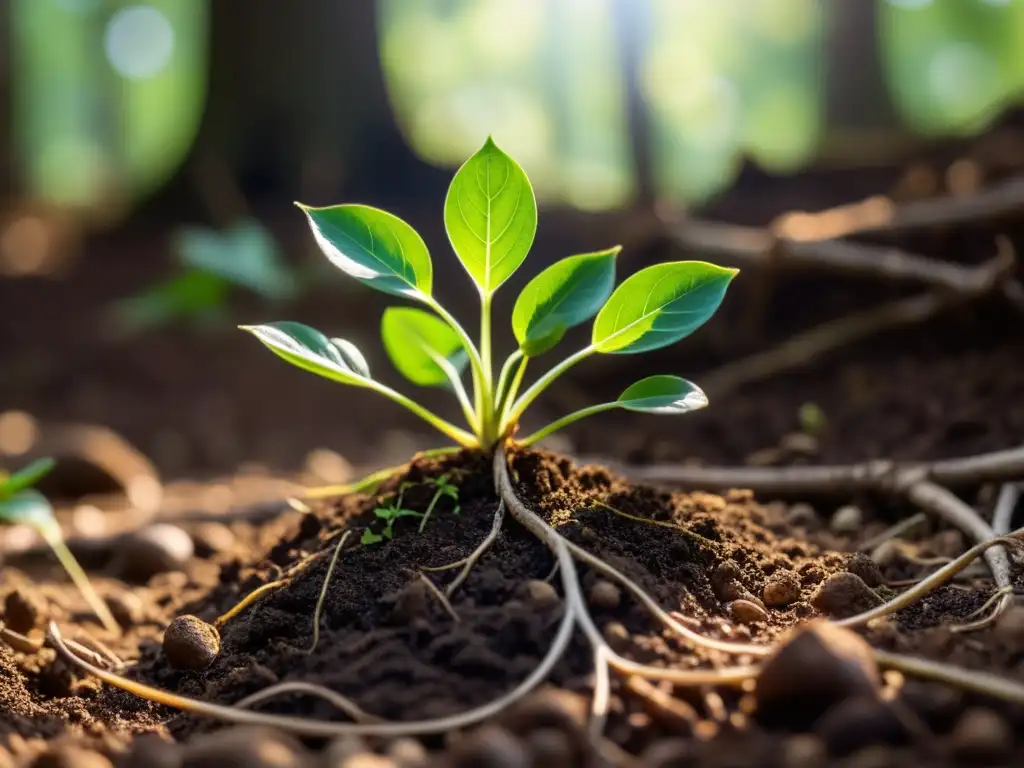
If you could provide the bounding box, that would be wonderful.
[361,488,424,545]
[419,474,460,532]
[0,458,119,634]
[241,137,736,449]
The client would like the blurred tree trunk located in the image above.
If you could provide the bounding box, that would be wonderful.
[187,0,429,206]
[819,0,922,166]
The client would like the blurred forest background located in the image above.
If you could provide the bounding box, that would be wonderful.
[2,0,1024,485]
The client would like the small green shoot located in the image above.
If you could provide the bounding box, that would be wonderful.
[0,459,120,634]
[242,137,737,449]
[419,474,460,532]
[361,488,423,545]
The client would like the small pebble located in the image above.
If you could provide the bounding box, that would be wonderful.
[755,620,880,727]
[447,725,529,768]
[814,696,909,756]
[182,727,309,768]
[4,587,44,634]
[896,680,961,731]
[710,562,743,598]
[517,580,560,610]
[763,570,801,608]
[949,707,1012,762]
[830,505,863,534]
[119,524,194,582]
[728,599,769,625]
[105,591,145,630]
[994,605,1024,651]
[29,748,113,768]
[786,502,821,531]
[162,615,220,671]
[812,573,883,618]
[602,622,631,652]
[586,580,620,611]
[800,565,826,586]
[337,756,395,768]
[499,688,589,733]
[845,553,883,588]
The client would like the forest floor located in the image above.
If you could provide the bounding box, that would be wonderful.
[2,144,1024,767]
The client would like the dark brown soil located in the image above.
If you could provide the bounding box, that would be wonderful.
[2,446,1023,767]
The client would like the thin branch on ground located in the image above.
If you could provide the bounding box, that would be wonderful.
[612,444,1024,494]
[696,243,1015,398]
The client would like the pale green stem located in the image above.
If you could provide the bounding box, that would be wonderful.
[370,382,477,447]
[425,349,478,432]
[499,355,529,428]
[478,293,496,445]
[422,296,487,426]
[37,520,120,634]
[494,349,525,414]
[518,403,618,447]
[503,345,596,429]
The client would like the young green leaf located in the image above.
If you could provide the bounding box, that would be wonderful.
[512,247,619,357]
[381,307,469,387]
[592,261,737,354]
[617,375,708,414]
[0,457,56,499]
[241,321,373,387]
[299,204,433,299]
[444,137,537,295]
[518,376,708,446]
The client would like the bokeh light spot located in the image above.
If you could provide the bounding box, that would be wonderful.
[103,5,175,80]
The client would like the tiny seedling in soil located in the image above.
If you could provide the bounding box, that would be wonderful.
[0,458,119,634]
[360,475,461,544]
[241,136,736,450]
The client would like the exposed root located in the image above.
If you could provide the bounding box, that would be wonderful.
[233,681,381,723]
[594,500,720,551]
[875,649,1024,705]
[835,534,1024,629]
[905,481,1013,625]
[416,572,460,623]
[993,482,1023,535]
[46,568,577,737]
[215,580,289,628]
[422,500,505,598]
[953,585,1016,633]
[305,530,353,654]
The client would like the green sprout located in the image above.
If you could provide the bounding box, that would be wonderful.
[242,137,737,449]
[360,487,424,545]
[0,458,120,634]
